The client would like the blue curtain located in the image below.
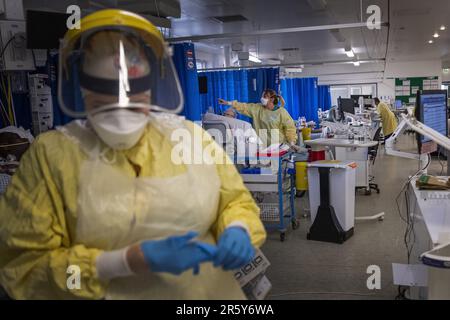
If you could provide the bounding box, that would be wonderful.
[172,43,201,121]
[318,85,332,111]
[246,68,280,102]
[280,77,319,124]
[199,67,279,122]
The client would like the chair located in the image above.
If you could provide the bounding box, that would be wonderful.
[353,126,385,222]
[367,127,383,194]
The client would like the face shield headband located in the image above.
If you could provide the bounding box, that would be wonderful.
[58,27,184,118]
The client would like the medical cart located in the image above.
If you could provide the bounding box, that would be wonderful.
[241,153,299,242]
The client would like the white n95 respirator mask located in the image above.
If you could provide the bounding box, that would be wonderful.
[260,97,269,106]
[88,109,149,150]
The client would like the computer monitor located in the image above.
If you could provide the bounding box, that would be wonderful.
[26,10,70,49]
[415,90,448,153]
[338,97,357,115]
[395,100,403,109]
[350,94,372,100]
[351,95,373,108]
[364,98,374,108]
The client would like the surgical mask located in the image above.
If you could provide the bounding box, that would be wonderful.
[260,97,269,106]
[88,109,149,150]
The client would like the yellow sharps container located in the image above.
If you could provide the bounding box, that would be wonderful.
[295,161,308,191]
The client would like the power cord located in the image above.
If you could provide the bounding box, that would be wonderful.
[0,34,19,59]
[395,154,430,223]
[437,148,446,176]
[394,154,430,299]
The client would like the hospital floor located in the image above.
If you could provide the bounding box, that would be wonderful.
[262,133,447,300]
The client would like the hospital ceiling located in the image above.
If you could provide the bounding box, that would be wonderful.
[20,0,450,69]
[168,0,450,69]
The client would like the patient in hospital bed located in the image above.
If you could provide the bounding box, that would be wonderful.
[203,109,262,160]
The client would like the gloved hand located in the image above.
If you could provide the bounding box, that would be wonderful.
[289,143,307,153]
[218,98,232,106]
[140,232,217,275]
[213,227,255,271]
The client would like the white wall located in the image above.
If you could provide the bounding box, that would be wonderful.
[195,48,225,70]
[378,60,443,100]
[194,43,445,99]
[443,70,450,83]
[312,59,442,102]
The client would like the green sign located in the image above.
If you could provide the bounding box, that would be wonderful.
[395,76,439,104]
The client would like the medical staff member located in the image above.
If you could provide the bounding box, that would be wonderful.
[374,97,398,140]
[218,89,299,149]
[0,9,266,300]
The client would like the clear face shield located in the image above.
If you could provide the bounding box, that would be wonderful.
[58,29,184,118]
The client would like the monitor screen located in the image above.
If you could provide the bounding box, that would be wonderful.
[350,94,372,101]
[26,10,70,49]
[364,98,374,107]
[339,98,356,115]
[395,100,402,109]
[418,91,448,144]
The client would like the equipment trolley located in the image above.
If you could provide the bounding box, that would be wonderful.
[241,153,299,241]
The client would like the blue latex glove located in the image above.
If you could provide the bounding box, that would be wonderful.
[140,232,217,275]
[213,227,255,270]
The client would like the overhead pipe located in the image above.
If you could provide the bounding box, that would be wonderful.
[167,22,389,43]
[197,58,385,72]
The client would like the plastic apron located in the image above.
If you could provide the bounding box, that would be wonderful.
[58,113,245,300]
[256,108,285,146]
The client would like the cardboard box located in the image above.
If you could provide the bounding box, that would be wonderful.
[249,275,272,300]
[234,249,270,287]
[416,175,450,190]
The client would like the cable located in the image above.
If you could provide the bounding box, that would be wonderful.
[383,0,391,75]
[395,155,430,253]
[0,99,10,126]
[384,0,391,59]
[404,185,412,263]
[7,75,15,126]
[0,141,29,148]
[0,34,22,125]
[0,35,16,59]
[154,0,161,18]
[31,49,37,69]
[438,148,446,176]
[394,153,430,297]
[0,74,13,125]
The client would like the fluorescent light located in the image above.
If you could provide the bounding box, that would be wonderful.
[249,55,262,63]
[285,67,303,73]
[433,32,439,38]
[353,61,360,66]
[428,40,434,44]
[440,25,446,31]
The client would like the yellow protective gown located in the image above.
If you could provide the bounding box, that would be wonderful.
[231,101,297,146]
[377,102,398,136]
[0,113,266,300]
